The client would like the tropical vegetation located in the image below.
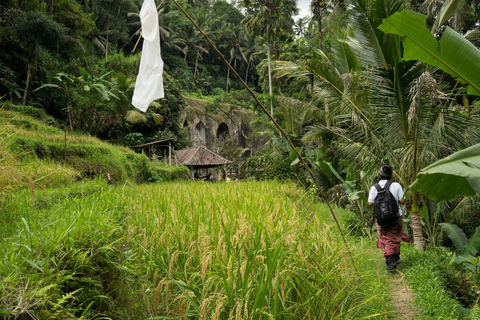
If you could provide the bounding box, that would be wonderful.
[1,0,480,317]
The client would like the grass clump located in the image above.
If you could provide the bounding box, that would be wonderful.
[0,180,135,319]
[149,161,190,182]
[1,101,56,125]
[400,246,463,319]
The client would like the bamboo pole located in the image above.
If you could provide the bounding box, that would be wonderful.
[132,0,167,54]
[171,0,357,270]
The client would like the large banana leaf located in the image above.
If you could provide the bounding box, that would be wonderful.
[462,225,480,257]
[409,143,480,201]
[378,10,480,96]
[438,223,468,252]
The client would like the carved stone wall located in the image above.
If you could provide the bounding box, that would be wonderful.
[181,97,257,152]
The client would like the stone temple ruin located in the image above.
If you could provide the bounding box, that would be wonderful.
[179,97,267,180]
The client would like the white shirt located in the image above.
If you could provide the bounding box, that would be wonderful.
[368,180,404,216]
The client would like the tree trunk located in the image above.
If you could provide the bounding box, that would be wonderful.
[194,50,199,79]
[48,0,54,15]
[316,6,324,51]
[122,118,126,146]
[267,21,273,115]
[245,60,251,85]
[410,192,425,250]
[64,115,67,166]
[105,17,109,59]
[226,56,233,92]
[22,54,34,105]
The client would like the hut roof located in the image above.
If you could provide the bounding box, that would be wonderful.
[131,138,178,149]
[175,146,232,167]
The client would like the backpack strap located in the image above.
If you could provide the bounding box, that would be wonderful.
[384,180,393,191]
[374,183,383,192]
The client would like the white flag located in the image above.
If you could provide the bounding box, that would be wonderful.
[132,0,164,112]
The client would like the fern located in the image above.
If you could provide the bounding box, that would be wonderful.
[468,299,480,320]
[49,289,82,318]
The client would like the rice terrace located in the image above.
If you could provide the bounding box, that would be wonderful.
[0,177,420,319]
[2,0,480,318]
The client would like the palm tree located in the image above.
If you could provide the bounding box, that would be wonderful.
[239,0,297,114]
[178,22,209,79]
[220,25,247,92]
[311,0,327,50]
[128,5,183,54]
[241,35,258,85]
[294,16,309,38]
[109,73,163,145]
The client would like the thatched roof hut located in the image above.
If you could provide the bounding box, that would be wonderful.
[175,146,231,167]
[175,146,232,180]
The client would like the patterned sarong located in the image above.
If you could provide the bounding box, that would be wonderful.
[376,216,409,256]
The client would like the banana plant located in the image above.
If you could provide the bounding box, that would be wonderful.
[379,10,480,96]
[439,223,480,272]
[409,143,480,201]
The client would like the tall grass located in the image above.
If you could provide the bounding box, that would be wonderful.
[125,181,388,319]
[0,180,392,319]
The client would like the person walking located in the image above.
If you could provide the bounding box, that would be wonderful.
[368,165,407,273]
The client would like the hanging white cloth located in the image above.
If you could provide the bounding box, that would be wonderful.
[132,0,164,112]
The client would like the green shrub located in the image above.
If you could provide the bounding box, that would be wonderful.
[122,152,153,183]
[149,162,190,181]
[125,132,145,146]
[341,210,365,237]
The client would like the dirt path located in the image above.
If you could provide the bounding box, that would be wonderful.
[388,271,420,319]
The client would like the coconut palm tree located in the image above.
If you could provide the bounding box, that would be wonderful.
[311,0,325,50]
[294,16,309,38]
[220,25,247,92]
[239,0,297,114]
[128,5,183,54]
[178,22,209,79]
[241,35,258,85]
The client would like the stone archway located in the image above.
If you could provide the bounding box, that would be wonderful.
[216,122,229,139]
[195,121,206,145]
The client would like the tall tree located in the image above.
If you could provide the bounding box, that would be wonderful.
[311,0,326,50]
[13,12,66,105]
[241,35,258,85]
[239,0,297,114]
[220,25,247,92]
[178,20,209,78]
[89,0,137,57]
[294,16,309,38]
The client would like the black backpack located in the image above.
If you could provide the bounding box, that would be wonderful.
[373,181,399,228]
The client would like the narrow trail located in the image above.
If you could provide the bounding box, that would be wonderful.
[388,271,420,319]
